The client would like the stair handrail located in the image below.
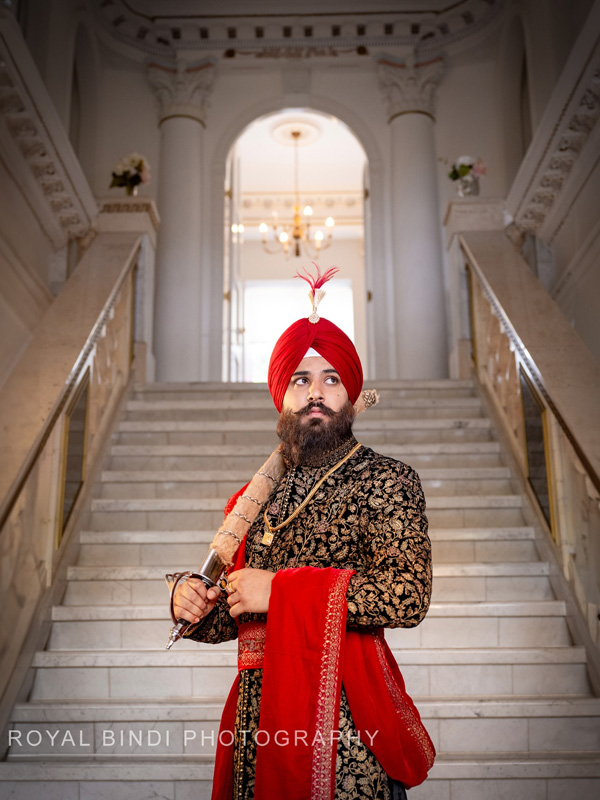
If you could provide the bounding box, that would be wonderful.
[0,234,141,531]
[0,231,142,731]
[459,227,600,684]
[462,232,600,496]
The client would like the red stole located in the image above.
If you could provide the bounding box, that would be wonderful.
[211,544,435,799]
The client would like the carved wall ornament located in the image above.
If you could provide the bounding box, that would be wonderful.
[376,53,445,122]
[0,39,96,244]
[147,59,216,125]
[514,61,600,236]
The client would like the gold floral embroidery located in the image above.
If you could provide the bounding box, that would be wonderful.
[311,570,353,799]
[237,622,266,670]
[374,635,435,770]
[188,442,432,799]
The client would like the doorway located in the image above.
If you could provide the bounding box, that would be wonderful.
[223,108,367,382]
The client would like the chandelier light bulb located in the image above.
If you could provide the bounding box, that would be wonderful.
[303,205,313,216]
[259,223,268,234]
[325,217,335,228]
[231,224,239,233]
[314,230,324,241]
[238,224,245,233]
[279,232,289,243]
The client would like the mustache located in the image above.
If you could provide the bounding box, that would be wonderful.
[294,401,336,418]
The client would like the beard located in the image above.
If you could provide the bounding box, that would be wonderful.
[276,400,356,466]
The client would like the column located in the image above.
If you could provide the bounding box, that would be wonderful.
[148,60,215,381]
[377,54,447,378]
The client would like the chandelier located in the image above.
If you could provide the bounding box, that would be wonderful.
[259,130,335,258]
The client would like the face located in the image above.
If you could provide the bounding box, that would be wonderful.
[277,356,355,465]
[282,356,349,419]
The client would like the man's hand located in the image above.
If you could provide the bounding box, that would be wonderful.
[226,568,275,618]
[173,578,220,624]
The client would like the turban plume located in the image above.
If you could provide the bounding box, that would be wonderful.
[268,317,363,412]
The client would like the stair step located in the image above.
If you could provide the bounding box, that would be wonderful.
[117,418,493,433]
[107,441,505,471]
[110,442,501,456]
[52,600,566,622]
[9,697,600,760]
[79,525,534,544]
[97,477,514,500]
[125,404,484,422]
[66,562,547,582]
[48,605,571,650]
[100,466,510,482]
[33,647,585,668]
[27,647,591,702]
[76,527,538,566]
[61,565,553,606]
[133,379,475,396]
[89,495,523,512]
[7,701,600,760]
[2,760,599,800]
[13,696,600,723]
[127,396,482,411]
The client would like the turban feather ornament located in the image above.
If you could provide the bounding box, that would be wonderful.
[267,263,364,412]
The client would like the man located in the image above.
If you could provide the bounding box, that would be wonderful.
[173,269,434,800]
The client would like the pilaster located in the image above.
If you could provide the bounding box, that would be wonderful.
[376,52,445,122]
[376,52,448,378]
[147,60,215,126]
[147,59,216,381]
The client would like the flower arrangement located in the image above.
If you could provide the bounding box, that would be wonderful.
[109,153,151,196]
[448,156,486,181]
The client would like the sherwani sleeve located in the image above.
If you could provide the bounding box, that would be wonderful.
[183,591,238,644]
[345,462,431,629]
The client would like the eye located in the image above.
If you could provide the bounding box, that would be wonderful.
[325,375,339,384]
[293,376,309,386]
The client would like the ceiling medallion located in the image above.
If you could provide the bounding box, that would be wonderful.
[270,119,321,146]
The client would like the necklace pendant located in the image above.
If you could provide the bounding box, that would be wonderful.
[262,530,274,546]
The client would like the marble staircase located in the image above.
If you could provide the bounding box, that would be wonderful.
[2,380,600,799]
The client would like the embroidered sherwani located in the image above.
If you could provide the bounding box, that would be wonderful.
[186,436,432,800]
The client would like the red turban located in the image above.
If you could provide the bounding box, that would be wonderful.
[268,317,363,412]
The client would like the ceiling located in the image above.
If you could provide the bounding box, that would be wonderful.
[117,1,468,16]
[90,0,506,59]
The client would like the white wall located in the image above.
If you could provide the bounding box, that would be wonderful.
[6,0,597,383]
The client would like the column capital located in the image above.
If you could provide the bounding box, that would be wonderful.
[376,53,445,123]
[147,59,216,126]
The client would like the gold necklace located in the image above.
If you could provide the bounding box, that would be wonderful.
[261,442,362,544]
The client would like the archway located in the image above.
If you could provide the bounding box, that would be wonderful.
[223,109,368,383]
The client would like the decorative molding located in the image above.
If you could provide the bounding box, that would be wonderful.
[507,18,600,239]
[147,59,215,125]
[99,198,161,234]
[240,190,363,212]
[89,0,506,61]
[375,53,445,122]
[0,11,97,248]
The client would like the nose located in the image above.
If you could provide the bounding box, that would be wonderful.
[307,379,325,402]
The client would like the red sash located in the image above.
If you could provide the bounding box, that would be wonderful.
[211,546,435,799]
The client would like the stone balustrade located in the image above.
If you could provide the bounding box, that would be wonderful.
[445,206,600,690]
[0,200,158,735]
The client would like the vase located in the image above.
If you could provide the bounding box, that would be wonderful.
[126,185,138,197]
[456,174,479,198]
